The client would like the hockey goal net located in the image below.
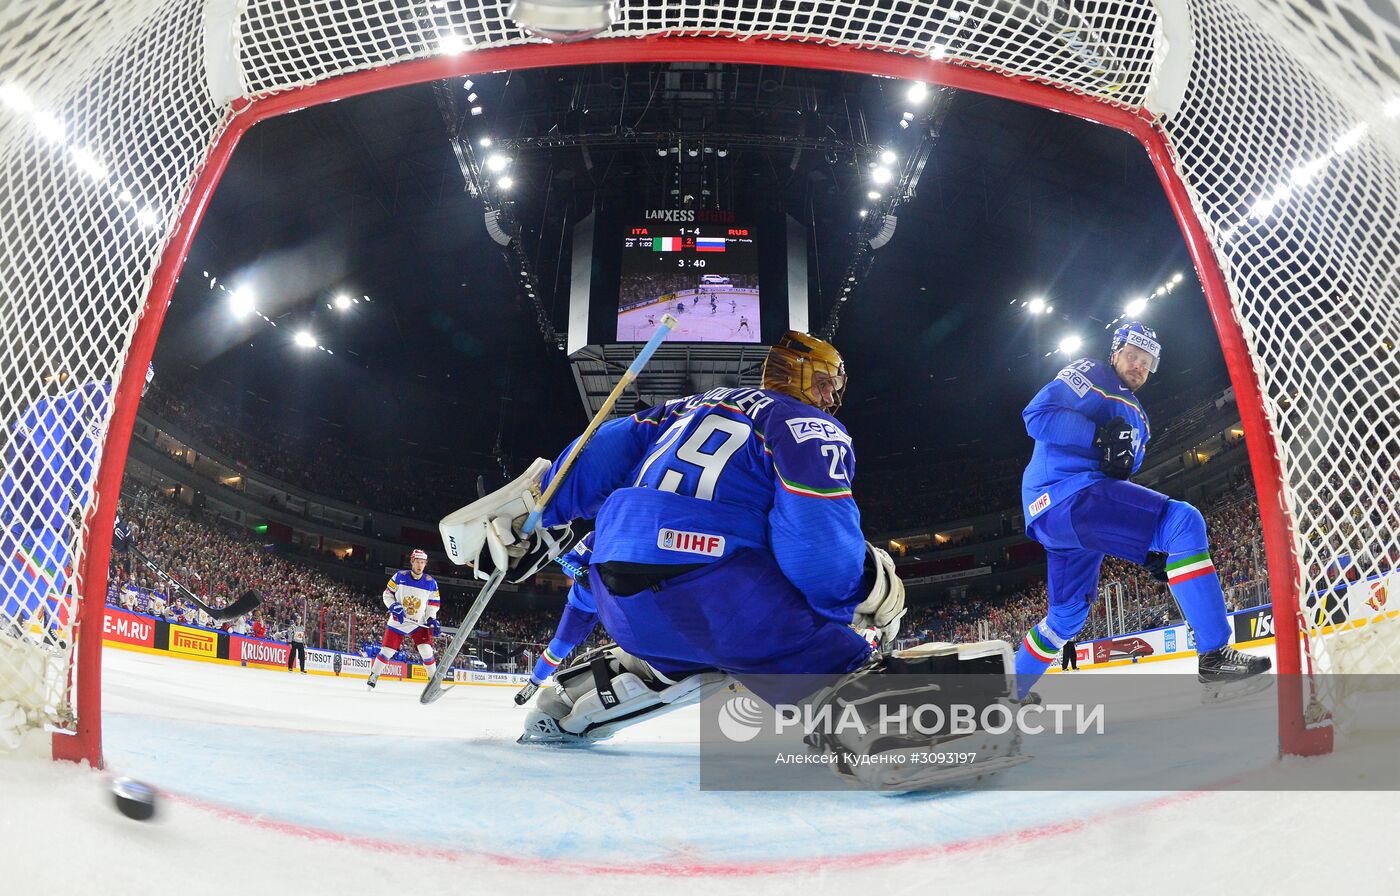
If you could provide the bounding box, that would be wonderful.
[0,0,1395,763]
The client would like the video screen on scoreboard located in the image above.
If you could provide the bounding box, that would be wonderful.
[616,223,761,343]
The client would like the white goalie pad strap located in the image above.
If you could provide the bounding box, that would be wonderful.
[852,542,906,643]
[562,670,730,741]
[439,457,552,577]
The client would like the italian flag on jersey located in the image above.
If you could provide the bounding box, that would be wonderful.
[1166,552,1215,585]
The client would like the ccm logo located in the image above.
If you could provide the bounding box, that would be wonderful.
[1028,493,1052,517]
[657,528,725,557]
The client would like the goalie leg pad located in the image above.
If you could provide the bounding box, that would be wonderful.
[809,640,1031,790]
[519,645,730,745]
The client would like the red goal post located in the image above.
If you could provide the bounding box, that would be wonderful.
[1,1,1394,767]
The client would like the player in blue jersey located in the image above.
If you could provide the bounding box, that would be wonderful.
[1014,322,1270,699]
[1,365,153,641]
[449,332,1024,786]
[512,532,599,706]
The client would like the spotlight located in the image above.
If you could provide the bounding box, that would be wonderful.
[294,330,316,349]
[716,147,728,158]
[230,288,255,318]
[1124,297,1148,316]
[479,137,492,147]
[1058,335,1083,355]
[656,146,668,157]
[486,153,510,172]
[1172,272,1184,283]
[470,106,483,116]
[467,92,478,103]
[438,33,467,54]
[906,82,928,103]
[463,79,474,90]
[498,175,514,190]
[880,149,896,165]
[687,147,698,157]
[871,166,892,185]
[859,209,868,218]
[1027,297,1046,314]
[867,190,880,200]
[334,294,353,311]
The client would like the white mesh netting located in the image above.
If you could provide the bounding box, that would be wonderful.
[0,1,1395,756]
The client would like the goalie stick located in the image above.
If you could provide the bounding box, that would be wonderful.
[521,313,679,535]
[422,314,679,704]
[123,540,262,623]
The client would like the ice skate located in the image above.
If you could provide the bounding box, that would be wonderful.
[1197,645,1272,702]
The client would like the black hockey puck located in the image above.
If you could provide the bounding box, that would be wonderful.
[111,776,158,821]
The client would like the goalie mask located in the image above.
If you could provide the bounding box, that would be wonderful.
[761,331,848,414]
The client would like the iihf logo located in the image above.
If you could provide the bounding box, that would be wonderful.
[716,695,765,742]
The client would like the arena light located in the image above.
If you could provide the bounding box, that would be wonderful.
[1058,334,1083,355]
[1026,296,1046,314]
[32,111,65,143]
[858,209,868,218]
[498,175,514,190]
[334,293,353,311]
[294,330,316,349]
[1124,297,1148,317]
[866,190,880,200]
[871,166,892,185]
[0,82,33,113]
[1172,272,1184,283]
[135,207,159,228]
[229,288,255,318]
[438,33,467,55]
[486,153,511,172]
[880,149,897,165]
[470,106,484,116]
[906,82,928,103]
[478,137,492,147]
[467,92,479,103]
[463,79,474,91]
[69,146,107,180]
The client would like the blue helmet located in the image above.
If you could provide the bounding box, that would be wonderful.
[1110,321,1160,373]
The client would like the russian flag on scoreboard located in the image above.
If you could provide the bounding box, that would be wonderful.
[696,237,726,252]
[652,237,681,251]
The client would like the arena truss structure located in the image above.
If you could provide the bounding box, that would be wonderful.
[0,1,1395,766]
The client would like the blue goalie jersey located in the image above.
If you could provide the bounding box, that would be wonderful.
[1021,357,1151,531]
[539,386,867,624]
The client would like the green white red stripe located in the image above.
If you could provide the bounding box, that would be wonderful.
[1166,552,1215,585]
[14,545,59,589]
[542,647,564,668]
[1022,626,1058,663]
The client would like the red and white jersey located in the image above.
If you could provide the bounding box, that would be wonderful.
[383,569,440,634]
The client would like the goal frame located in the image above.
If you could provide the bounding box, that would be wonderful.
[58,34,1326,768]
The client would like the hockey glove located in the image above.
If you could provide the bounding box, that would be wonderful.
[852,542,907,649]
[1094,416,1136,480]
[1143,551,1170,583]
[503,517,577,585]
[427,617,441,637]
[389,601,406,623]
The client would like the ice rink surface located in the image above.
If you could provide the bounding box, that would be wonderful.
[617,290,761,343]
[3,643,1398,895]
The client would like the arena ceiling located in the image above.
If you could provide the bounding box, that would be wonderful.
[151,61,1227,481]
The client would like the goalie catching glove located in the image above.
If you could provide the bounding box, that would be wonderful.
[852,542,906,648]
[438,457,577,582]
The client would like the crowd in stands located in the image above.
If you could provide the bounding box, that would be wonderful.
[107,481,562,670]
[141,385,492,522]
[859,456,1025,534]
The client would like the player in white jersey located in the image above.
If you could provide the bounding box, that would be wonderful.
[367,549,441,689]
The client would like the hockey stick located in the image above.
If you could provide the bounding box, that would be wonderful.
[123,540,262,622]
[423,315,679,704]
[521,313,678,534]
[420,567,506,704]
